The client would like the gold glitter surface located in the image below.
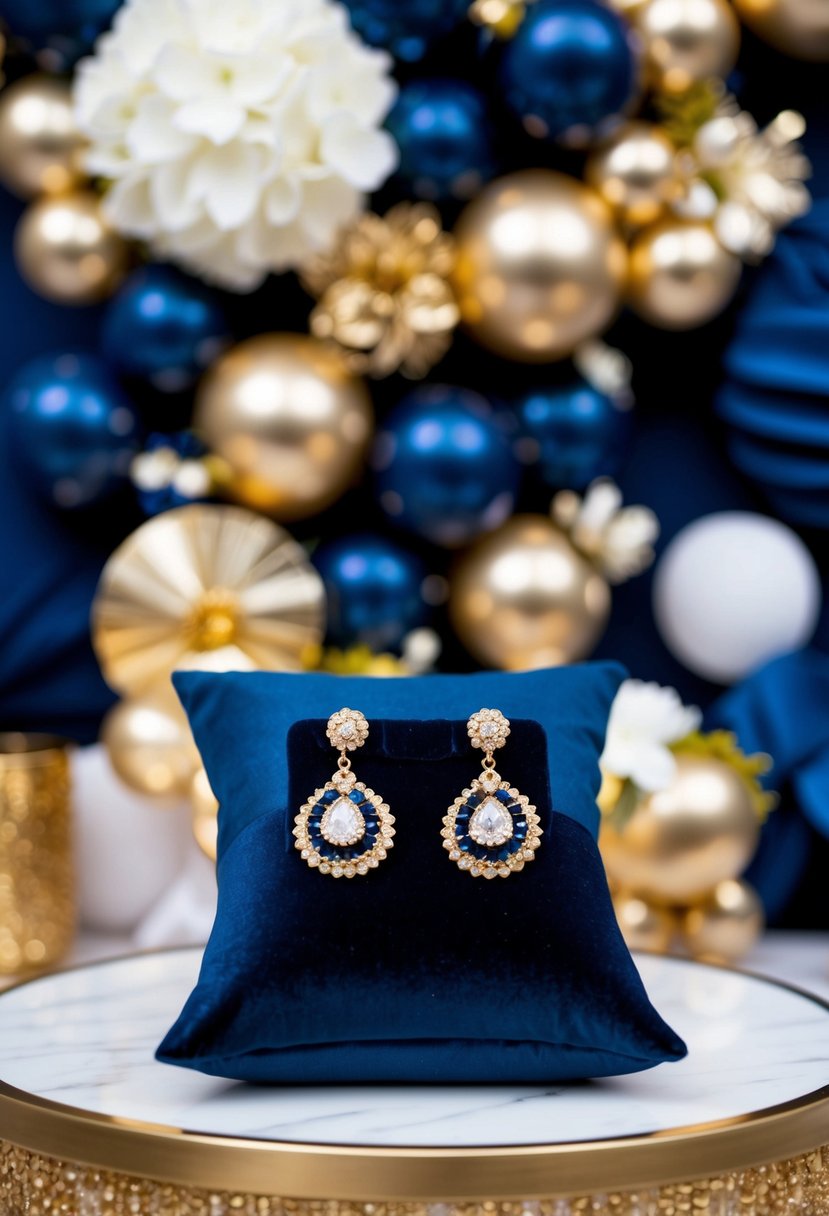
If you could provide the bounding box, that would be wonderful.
[0,735,74,977]
[0,1141,827,1216]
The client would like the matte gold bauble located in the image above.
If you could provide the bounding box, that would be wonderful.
[732,0,829,61]
[102,687,201,799]
[633,0,741,92]
[683,879,764,963]
[452,171,627,363]
[194,334,373,521]
[586,123,682,228]
[600,754,760,905]
[0,74,87,199]
[93,504,325,697]
[627,219,742,329]
[191,767,219,862]
[450,515,611,669]
[613,893,678,954]
[15,190,129,305]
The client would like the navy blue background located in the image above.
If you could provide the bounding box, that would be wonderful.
[0,22,827,922]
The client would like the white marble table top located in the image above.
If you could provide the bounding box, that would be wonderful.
[0,948,827,1148]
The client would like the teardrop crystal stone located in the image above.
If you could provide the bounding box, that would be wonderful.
[321,797,366,846]
[469,797,514,847]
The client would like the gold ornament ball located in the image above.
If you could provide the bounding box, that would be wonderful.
[732,0,829,61]
[15,189,129,306]
[627,219,742,329]
[683,879,765,963]
[600,754,760,905]
[450,514,611,669]
[452,170,627,363]
[586,123,682,228]
[613,893,678,954]
[633,0,741,92]
[194,335,373,521]
[191,767,219,862]
[0,74,87,199]
[102,687,201,800]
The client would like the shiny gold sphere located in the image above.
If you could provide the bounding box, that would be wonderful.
[191,767,219,862]
[0,74,87,199]
[15,189,129,305]
[586,123,683,228]
[613,893,679,954]
[732,0,829,60]
[600,754,760,905]
[450,514,611,669]
[102,687,201,800]
[683,879,765,963]
[633,0,741,92]
[194,334,373,521]
[452,171,628,363]
[627,219,742,329]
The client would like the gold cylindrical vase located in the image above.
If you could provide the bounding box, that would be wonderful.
[0,734,74,975]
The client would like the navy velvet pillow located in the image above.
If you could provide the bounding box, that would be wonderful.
[159,666,686,1083]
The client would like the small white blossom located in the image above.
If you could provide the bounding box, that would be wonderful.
[74,0,399,290]
[601,679,701,793]
[552,480,659,584]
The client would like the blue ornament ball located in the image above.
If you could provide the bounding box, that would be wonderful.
[0,0,121,62]
[500,0,639,146]
[516,379,631,491]
[6,353,142,510]
[313,534,431,653]
[344,0,470,61]
[386,80,496,202]
[102,266,229,393]
[373,386,522,548]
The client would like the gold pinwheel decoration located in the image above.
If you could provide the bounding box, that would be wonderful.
[301,203,460,380]
[92,504,325,696]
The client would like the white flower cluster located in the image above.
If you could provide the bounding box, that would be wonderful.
[601,680,701,794]
[75,0,399,290]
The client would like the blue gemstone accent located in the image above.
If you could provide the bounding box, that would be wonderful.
[321,789,340,805]
[496,789,512,803]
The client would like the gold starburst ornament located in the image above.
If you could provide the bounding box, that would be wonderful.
[92,504,325,696]
[301,203,459,379]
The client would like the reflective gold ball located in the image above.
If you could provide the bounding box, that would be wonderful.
[450,514,611,669]
[191,767,219,862]
[586,122,682,228]
[633,0,741,92]
[15,189,129,305]
[600,754,760,905]
[613,893,678,954]
[0,74,87,199]
[627,219,742,329]
[683,879,764,963]
[102,687,201,800]
[194,335,373,521]
[452,170,627,363]
[732,0,829,60]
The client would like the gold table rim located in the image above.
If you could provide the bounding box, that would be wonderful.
[0,947,828,1202]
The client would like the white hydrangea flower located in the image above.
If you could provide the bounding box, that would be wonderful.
[601,679,701,793]
[74,0,399,290]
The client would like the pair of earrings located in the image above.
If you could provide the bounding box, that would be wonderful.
[293,708,543,879]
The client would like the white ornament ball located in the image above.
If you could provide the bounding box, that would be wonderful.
[72,744,192,933]
[653,511,821,683]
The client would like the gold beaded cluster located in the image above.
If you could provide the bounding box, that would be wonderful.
[1,1141,827,1216]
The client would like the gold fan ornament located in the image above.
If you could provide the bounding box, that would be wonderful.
[92,504,325,698]
[301,203,459,379]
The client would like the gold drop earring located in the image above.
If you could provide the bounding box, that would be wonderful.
[293,709,395,878]
[442,709,542,879]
